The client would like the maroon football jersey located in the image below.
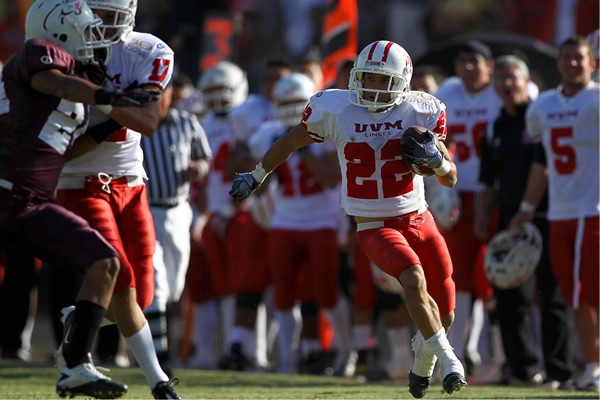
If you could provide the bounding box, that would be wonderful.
[0,39,88,199]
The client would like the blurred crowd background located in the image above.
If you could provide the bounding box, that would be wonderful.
[1,0,598,91]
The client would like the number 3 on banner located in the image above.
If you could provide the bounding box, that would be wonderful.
[149,58,171,82]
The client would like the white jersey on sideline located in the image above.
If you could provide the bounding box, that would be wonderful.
[229,94,276,142]
[302,89,447,218]
[203,113,236,215]
[59,31,174,186]
[249,120,339,230]
[526,82,600,220]
[435,80,502,193]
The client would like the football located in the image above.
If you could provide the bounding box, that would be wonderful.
[401,126,435,176]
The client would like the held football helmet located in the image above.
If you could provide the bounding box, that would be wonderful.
[25,0,111,64]
[198,61,248,114]
[349,40,413,111]
[424,177,461,231]
[484,223,543,289]
[86,0,137,44]
[272,72,315,127]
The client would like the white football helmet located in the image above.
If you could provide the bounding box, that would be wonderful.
[349,40,413,111]
[484,223,543,289]
[198,61,248,114]
[86,0,137,44]
[272,72,315,127]
[25,0,111,64]
[424,177,461,231]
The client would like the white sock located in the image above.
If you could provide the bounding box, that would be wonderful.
[275,308,301,371]
[220,295,236,352]
[447,291,470,360]
[412,331,437,377]
[124,322,169,388]
[324,297,354,351]
[255,302,268,365]
[466,299,484,362]
[192,301,218,365]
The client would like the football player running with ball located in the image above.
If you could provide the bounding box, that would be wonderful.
[229,40,466,398]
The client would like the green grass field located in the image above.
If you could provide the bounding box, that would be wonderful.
[0,361,597,400]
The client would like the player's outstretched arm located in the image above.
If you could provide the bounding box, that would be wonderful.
[31,69,105,105]
[31,69,159,125]
[229,123,314,201]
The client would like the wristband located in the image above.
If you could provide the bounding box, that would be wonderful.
[251,162,269,184]
[96,104,113,115]
[88,119,124,143]
[433,158,451,176]
[94,88,116,105]
[519,200,536,213]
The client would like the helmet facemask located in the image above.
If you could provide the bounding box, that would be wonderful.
[349,70,409,111]
[348,41,413,112]
[87,0,136,44]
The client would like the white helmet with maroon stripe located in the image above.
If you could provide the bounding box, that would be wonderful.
[349,40,413,111]
[25,0,112,64]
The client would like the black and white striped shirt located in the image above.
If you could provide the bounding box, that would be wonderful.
[142,108,212,206]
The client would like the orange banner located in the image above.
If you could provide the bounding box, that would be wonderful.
[320,0,358,89]
[199,11,236,73]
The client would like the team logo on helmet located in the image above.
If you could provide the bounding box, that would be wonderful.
[43,0,84,30]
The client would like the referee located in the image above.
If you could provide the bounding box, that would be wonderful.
[141,74,212,375]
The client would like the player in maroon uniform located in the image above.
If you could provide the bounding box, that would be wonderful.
[0,0,156,398]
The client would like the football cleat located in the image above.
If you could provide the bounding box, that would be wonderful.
[441,372,468,395]
[408,370,432,399]
[439,352,467,394]
[56,306,76,372]
[152,378,181,399]
[56,362,127,399]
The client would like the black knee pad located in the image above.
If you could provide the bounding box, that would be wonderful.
[300,302,319,317]
[236,292,262,310]
[376,289,403,311]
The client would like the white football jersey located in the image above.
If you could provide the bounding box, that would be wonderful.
[302,89,447,218]
[526,82,600,220]
[435,80,502,193]
[59,32,174,186]
[249,120,340,230]
[229,94,277,142]
[203,113,236,214]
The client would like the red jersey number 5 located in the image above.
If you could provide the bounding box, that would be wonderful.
[149,58,171,82]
